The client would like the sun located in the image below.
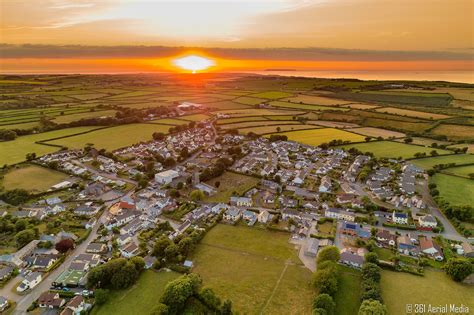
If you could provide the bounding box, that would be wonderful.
[172,55,215,73]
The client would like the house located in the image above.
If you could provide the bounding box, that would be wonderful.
[74,205,99,217]
[86,243,107,254]
[31,254,58,270]
[397,235,419,256]
[242,210,257,226]
[375,229,396,247]
[392,211,408,225]
[305,238,319,257]
[339,247,367,268]
[258,210,271,224]
[230,196,252,207]
[38,292,65,309]
[143,256,155,269]
[60,295,85,315]
[418,215,437,228]
[17,271,42,292]
[324,208,355,222]
[419,236,443,261]
[46,197,62,206]
[0,296,8,312]
[281,208,301,221]
[223,207,241,222]
[120,242,139,258]
[0,265,14,281]
[319,176,332,193]
[340,222,371,239]
[194,182,216,196]
[117,234,132,247]
[155,170,180,185]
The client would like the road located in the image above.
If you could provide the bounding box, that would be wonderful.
[71,160,138,186]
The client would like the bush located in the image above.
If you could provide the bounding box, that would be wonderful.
[316,246,340,265]
[313,294,335,315]
[358,299,388,315]
[444,258,473,282]
[95,288,109,305]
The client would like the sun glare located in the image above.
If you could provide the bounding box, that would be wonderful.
[172,55,215,73]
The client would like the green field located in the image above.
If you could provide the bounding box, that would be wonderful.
[0,126,101,166]
[190,224,313,314]
[271,128,365,146]
[151,118,190,125]
[179,114,210,121]
[381,270,474,315]
[217,116,269,125]
[269,101,350,111]
[45,124,170,151]
[52,110,116,124]
[240,124,318,135]
[91,270,180,315]
[234,96,267,105]
[204,172,260,203]
[442,164,474,178]
[431,173,474,206]
[411,154,474,169]
[1,164,69,193]
[220,120,299,130]
[249,91,293,99]
[341,141,451,159]
[334,266,362,315]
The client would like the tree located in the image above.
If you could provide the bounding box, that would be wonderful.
[358,299,387,315]
[215,181,221,188]
[111,261,138,289]
[94,289,109,305]
[404,137,413,144]
[153,235,172,258]
[164,244,180,262]
[361,263,381,282]
[160,273,202,314]
[365,137,372,142]
[15,219,27,232]
[152,132,166,141]
[313,294,335,315]
[25,152,37,161]
[55,238,75,253]
[198,287,222,311]
[190,189,205,201]
[444,258,473,282]
[312,269,338,296]
[14,229,36,248]
[221,299,233,315]
[317,246,340,265]
[150,303,169,315]
[365,252,379,264]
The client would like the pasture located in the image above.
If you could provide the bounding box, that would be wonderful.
[430,124,474,140]
[249,91,293,99]
[217,116,269,124]
[269,101,350,111]
[334,266,362,315]
[341,141,451,159]
[52,110,116,124]
[381,270,474,315]
[190,224,313,315]
[272,128,365,146]
[411,154,474,169]
[215,108,303,117]
[45,124,170,151]
[448,143,474,153]
[179,114,210,121]
[442,164,474,178]
[204,172,260,203]
[373,107,451,120]
[431,173,474,206]
[1,164,69,193]
[91,270,180,315]
[239,124,318,135]
[349,127,405,139]
[219,120,299,130]
[285,94,350,105]
[233,96,267,105]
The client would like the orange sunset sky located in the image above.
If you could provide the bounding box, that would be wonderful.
[0,0,473,74]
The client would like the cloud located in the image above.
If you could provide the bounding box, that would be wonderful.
[0,44,472,62]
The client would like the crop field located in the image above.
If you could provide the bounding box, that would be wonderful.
[0,121,40,129]
[190,224,313,315]
[284,94,352,105]
[430,124,474,140]
[331,91,452,107]
[240,124,319,135]
[51,110,116,124]
[340,103,381,109]
[179,114,210,121]
[204,172,260,203]
[448,143,474,153]
[363,118,433,133]
[220,120,299,130]
[45,124,170,151]
[307,120,360,128]
[341,141,451,159]
[206,100,251,110]
[217,116,269,124]
[373,107,451,120]
[249,91,293,99]
[150,118,190,125]
[0,126,101,166]
[1,164,69,193]
[272,128,365,146]
[395,137,451,147]
[69,93,110,100]
[233,96,267,105]
[91,270,180,315]
[215,108,303,117]
[411,154,474,169]
[387,88,474,102]
[442,164,474,178]
[269,100,350,111]
[264,115,301,121]
[381,270,474,315]
[349,127,405,139]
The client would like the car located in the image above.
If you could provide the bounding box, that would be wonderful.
[62,287,70,292]
[82,290,90,297]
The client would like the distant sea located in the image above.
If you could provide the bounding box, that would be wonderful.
[240,70,474,84]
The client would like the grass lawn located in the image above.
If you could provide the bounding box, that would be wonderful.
[341,141,451,159]
[91,270,180,315]
[249,91,293,99]
[411,154,474,169]
[334,265,362,315]
[381,269,474,315]
[204,172,260,203]
[431,173,474,207]
[0,126,101,166]
[374,247,394,261]
[271,128,365,146]
[45,124,170,151]
[190,224,313,314]
[1,164,69,193]
[442,164,474,178]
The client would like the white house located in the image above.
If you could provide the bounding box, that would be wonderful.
[17,272,42,292]
[0,296,9,312]
[258,210,271,224]
[418,215,437,228]
[319,176,332,193]
[392,211,408,224]
[230,196,252,207]
[324,208,355,222]
[223,207,241,222]
[154,170,180,185]
[120,242,139,258]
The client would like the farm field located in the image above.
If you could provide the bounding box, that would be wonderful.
[0,126,101,166]
[269,100,350,111]
[51,110,116,124]
[341,141,451,159]
[271,128,365,146]
[91,270,180,315]
[233,96,267,105]
[341,103,381,109]
[179,114,210,121]
[220,120,299,130]
[150,118,190,125]
[308,120,360,128]
[207,100,251,110]
[249,91,293,99]
[396,137,452,147]
[442,164,474,178]
[239,124,318,135]
[45,123,170,151]
[411,154,474,169]
[284,94,351,105]
[431,173,474,206]
[448,143,474,153]
[0,121,40,129]
[349,127,405,139]
[190,224,313,315]
[215,108,303,117]
[1,164,69,193]
[204,172,260,203]
[430,124,474,140]
[331,91,453,106]
[381,270,474,315]
[363,118,433,133]
[373,107,451,120]
[217,116,269,124]
[334,266,362,315]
